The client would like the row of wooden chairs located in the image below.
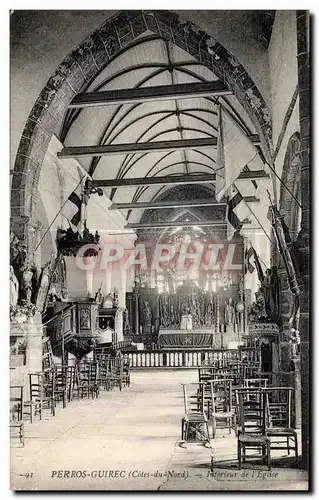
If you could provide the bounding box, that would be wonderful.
[181,360,298,470]
[10,356,131,446]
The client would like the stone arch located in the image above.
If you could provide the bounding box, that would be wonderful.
[11,10,273,250]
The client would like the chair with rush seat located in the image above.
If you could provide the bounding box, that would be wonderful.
[10,385,25,446]
[236,388,271,470]
[181,383,210,446]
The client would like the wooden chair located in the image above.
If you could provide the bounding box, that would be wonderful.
[198,367,214,383]
[122,356,131,388]
[10,386,24,446]
[54,365,68,408]
[181,383,210,445]
[244,378,268,389]
[89,362,99,398]
[73,361,99,399]
[24,372,56,422]
[235,388,271,470]
[108,357,124,391]
[66,365,76,402]
[209,379,236,438]
[97,360,110,391]
[264,387,298,460]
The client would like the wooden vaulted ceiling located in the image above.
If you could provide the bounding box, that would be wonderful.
[59,34,270,226]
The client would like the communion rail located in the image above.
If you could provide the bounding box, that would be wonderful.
[127,349,239,369]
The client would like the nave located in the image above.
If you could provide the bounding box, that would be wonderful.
[11,370,307,491]
[10,10,310,491]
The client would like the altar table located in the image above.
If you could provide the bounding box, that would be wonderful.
[158,329,215,348]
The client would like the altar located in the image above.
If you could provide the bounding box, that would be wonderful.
[158,329,216,349]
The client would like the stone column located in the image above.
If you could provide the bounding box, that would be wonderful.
[134,291,140,336]
[293,356,302,429]
[104,267,112,294]
[26,313,43,373]
[86,268,94,299]
[10,313,43,401]
[296,10,310,469]
[115,308,124,344]
[118,266,127,309]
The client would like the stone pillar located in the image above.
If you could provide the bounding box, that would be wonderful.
[104,268,112,294]
[293,357,302,429]
[296,10,310,469]
[118,266,127,309]
[27,313,43,373]
[10,313,43,401]
[86,268,94,299]
[134,291,140,336]
[115,308,124,344]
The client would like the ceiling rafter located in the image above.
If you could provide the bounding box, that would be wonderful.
[89,67,170,175]
[58,134,260,158]
[131,163,217,203]
[124,219,251,229]
[122,146,216,195]
[118,121,218,179]
[69,80,231,108]
[91,170,269,188]
[165,40,189,175]
[111,197,259,210]
[90,64,255,178]
[60,33,165,141]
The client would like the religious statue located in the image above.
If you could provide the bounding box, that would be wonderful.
[113,290,119,308]
[160,296,170,328]
[204,301,214,328]
[94,284,103,305]
[191,297,200,326]
[263,266,280,321]
[143,300,152,327]
[226,298,235,327]
[180,308,193,330]
[21,265,34,303]
[248,288,268,323]
[123,308,131,335]
[10,265,19,312]
[170,304,177,327]
[80,308,91,330]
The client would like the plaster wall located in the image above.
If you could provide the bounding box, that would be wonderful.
[268,10,300,200]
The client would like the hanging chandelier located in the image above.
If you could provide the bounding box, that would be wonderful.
[57,179,102,257]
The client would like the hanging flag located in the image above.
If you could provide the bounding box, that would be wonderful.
[61,168,87,232]
[226,185,251,240]
[215,106,264,202]
[244,247,255,274]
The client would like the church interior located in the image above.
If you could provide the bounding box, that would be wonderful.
[10,10,310,491]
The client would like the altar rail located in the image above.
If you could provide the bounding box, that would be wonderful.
[127,349,240,369]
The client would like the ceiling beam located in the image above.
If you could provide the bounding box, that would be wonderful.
[57,135,261,159]
[110,196,259,210]
[124,219,251,230]
[68,81,232,108]
[91,171,269,189]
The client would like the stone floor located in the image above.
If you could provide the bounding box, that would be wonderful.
[10,369,308,491]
